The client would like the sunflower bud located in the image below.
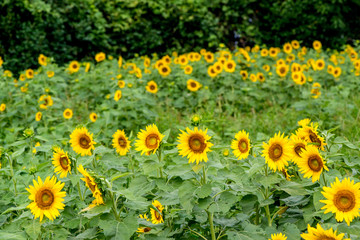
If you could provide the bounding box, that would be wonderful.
[191,114,201,126]
[23,128,34,138]
[223,149,229,157]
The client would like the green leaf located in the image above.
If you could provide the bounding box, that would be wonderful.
[178,180,197,213]
[75,228,98,239]
[0,232,27,240]
[195,184,212,198]
[2,203,28,215]
[24,220,41,239]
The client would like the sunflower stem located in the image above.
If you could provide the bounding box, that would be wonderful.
[157,149,164,178]
[109,190,120,221]
[322,172,327,187]
[6,154,17,195]
[255,204,259,225]
[202,165,206,185]
[207,210,216,240]
[265,205,272,226]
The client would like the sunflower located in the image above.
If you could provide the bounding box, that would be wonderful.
[38,54,47,66]
[298,118,311,127]
[283,43,292,54]
[260,49,268,57]
[205,52,214,63]
[150,200,164,224]
[262,65,270,72]
[26,176,66,221]
[320,177,360,226]
[69,127,96,156]
[112,129,131,156]
[85,62,91,72]
[224,60,236,73]
[213,62,223,74]
[184,65,193,75]
[47,71,54,78]
[39,95,53,109]
[257,72,265,82]
[187,79,201,92]
[0,103,6,112]
[301,224,350,240]
[297,124,326,150]
[135,124,164,155]
[276,64,289,78]
[35,111,42,121]
[269,47,278,57]
[146,81,158,94]
[315,59,325,70]
[137,227,151,233]
[177,127,213,165]
[231,130,251,160]
[158,65,171,77]
[78,165,104,205]
[289,135,307,163]
[118,56,123,68]
[262,132,292,172]
[63,108,73,119]
[144,58,151,68]
[26,69,34,79]
[269,233,287,240]
[52,147,71,178]
[297,145,328,182]
[313,40,322,51]
[95,52,106,62]
[179,55,188,65]
[114,90,122,101]
[207,66,217,78]
[291,40,300,49]
[240,70,248,80]
[162,55,171,64]
[89,112,97,122]
[69,61,80,73]
[19,74,26,81]
[333,67,341,78]
[250,73,257,82]
[118,80,125,88]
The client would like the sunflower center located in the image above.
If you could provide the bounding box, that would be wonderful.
[190,82,197,88]
[72,64,77,69]
[294,143,305,157]
[145,134,159,149]
[60,155,69,170]
[161,67,168,73]
[238,139,248,153]
[36,189,54,209]
[44,99,49,105]
[309,131,321,148]
[144,227,151,232]
[334,190,356,212]
[279,67,285,74]
[308,155,323,172]
[65,111,71,116]
[269,144,283,160]
[316,235,335,240]
[227,63,233,69]
[188,134,206,153]
[79,135,91,149]
[150,85,155,90]
[118,137,127,148]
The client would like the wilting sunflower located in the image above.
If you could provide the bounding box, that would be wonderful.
[137,227,151,233]
[89,112,97,122]
[184,65,193,75]
[78,165,104,205]
[26,176,66,221]
[187,79,201,92]
[38,54,47,66]
[320,177,360,226]
[297,124,326,150]
[158,65,171,77]
[297,145,328,182]
[150,200,164,224]
[114,90,122,101]
[69,127,96,156]
[63,108,73,119]
[224,60,236,73]
[112,129,131,156]
[269,233,287,240]
[262,132,292,172]
[26,69,34,79]
[69,61,80,73]
[95,52,106,62]
[177,127,213,165]
[35,112,42,121]
[135,124,164,155]
[146,81,158,94]
[301,224,350,240]
[52,147,71,178]
[289,135,307,163]
[39,95,53,109]
[0,103,6,112]
[231,130,251,160]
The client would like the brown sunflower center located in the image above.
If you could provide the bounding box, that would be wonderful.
[334,190,356,212]
[279,67,286,74]
[154,210,161,220]
[227,63,233,69]
[309,131,322,148]
[44,98,49,105]
[79,135,91,149]
[36,188,54,209]
[150,84,156,90]
[188,134,206,153]
[161,67,168,73]
[86,177,96,192]
[144,227,151,232]
[211,69,216,74]
[72,64,78,69]
[118,136,127,148]
[294,143,305,157]
[316,235,335,240]
[145,134,160,149]
[307,154,323,172]
[238,139,248,153]
[65,111,71,116]
[190,82,197,88]
[60,155,69,170]
[268,143,283,161]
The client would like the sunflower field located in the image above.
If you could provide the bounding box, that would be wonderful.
[0,41,360,240]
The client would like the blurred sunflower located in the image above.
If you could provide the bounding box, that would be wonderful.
[69,127,96,156]
[52,147,71,178]
[301,224,350,240]
[269,233,287,240]
[118,80,125,88]
[213,62,223,74]
[19,73,26,81]
[260,49,268,57]
[276,65,289,78]
[78,165,104,205]
[112,129,131,156]
[114,90,122,101]
[262,132,292,172]
[26,176,66,221]
[179,55,188,65]
[177,127,213,165]
[224,60,236,73]
[95,52,106,62]
[39,95,53,109]
[118,56,123,68]
[26,69,34,79]
[146,81,158,94]
[38,54,47,66]
[137,227,151,233]
[315,59,325,70]
[257,72,265,82]
[207,66,217,78]
[297,145,328,182]
[158,65,171,77]
[150,200,164,224]
[0,103,6,112]
[85,62,91,72]
[250,73,257,82]
[187,79,201,92]
[184,65,193,75]
[333,67,341,78]
[291,40,300,49]
[283,43,292,54]
[240,70,248,80]
[135,124,164,155]
[204,52,214,63]
[231,130,251,160]
[320,177,360,226]
[313,40,322,50]
[47,71,54,78]
[89,112,97,122]
[69,61,80,73]
[269,47,278,57]
[35,111,42,121]
[63,108,73,119]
